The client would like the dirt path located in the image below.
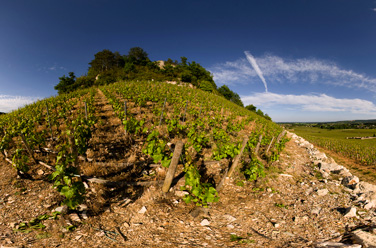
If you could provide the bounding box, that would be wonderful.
[0,129,375,247]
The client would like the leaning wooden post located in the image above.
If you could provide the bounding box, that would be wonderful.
[162,141,184,193]
[276,130,286,144]
[266,137,275,154]
[84,102,88,120]
[68,132,79,167]
[159,98,167,127]
[215,167,228,193]
[182,100,188,122]
[45,102,53,140]
[20,133,37,164]
[255,135,263,155]
[124,101,127,135]
[227,136,249,179]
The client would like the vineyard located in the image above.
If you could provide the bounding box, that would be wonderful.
[291,126,376,167]
[0,80,287,212]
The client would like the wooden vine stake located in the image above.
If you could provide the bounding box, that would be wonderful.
[266,136,275,154]
[217,136,248,192]
[124,101,127,135]
[159,98,167,127]
[162,140,184,193]
[255,134,263,155]
[20,133,37,164]
[182,100,188,122]
[68,133,79,167]
[45,103,53,140]
[84,101,88,120]
[227,136,249,179]
[276,130,286,144]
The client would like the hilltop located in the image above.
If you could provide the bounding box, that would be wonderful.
[53,47,271,120]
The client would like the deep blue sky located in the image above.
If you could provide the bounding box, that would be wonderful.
[1,0,376,122]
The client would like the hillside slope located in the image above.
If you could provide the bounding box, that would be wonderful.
[1,81,375,247]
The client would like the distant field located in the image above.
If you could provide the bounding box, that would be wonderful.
[291,127,376,166]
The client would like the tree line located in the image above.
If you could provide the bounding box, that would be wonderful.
[54,47,271,120]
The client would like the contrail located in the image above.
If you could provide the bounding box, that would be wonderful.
[244,51,268,92]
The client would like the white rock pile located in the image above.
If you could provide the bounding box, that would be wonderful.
[289,132,376,248]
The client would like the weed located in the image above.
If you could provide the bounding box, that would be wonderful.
[236,180,244,187]
[36,232,51,239]
[65,225,77,231]
[230,234,255,244]
[275,203,288,209]
[314,170,324,180]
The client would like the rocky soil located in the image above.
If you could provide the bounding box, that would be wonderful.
[1,131,376,247]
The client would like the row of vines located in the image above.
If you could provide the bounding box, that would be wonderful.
[293,132,376,166]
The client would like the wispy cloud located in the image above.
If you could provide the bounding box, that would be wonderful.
[38,63,66,73]
[241,92,376,115]
[244,51,268,92]
[210,54,376,93]
[0,95,40,113]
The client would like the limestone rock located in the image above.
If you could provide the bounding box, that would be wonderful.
[223,214,237,223]
[317,189,329,196]
[54,205,68,214]
[138,206,147,214]
[352,229,376,248]
[315,241,361,247]
[319,162,344,174]
[200,219,210,226]
[344,207,357,218]
[342,176,360,189]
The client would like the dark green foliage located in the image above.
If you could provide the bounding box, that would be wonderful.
[75,76,95,89]
[88,49,123,76]
[218,85,244,107]
[264,114,272,121]
[256,109,264,116]
[54,72,76,94]
[198,80,217,92]
[126,47,150,65]
[245,104,256,112]
[184,61,214,86]
[95,70,117,85]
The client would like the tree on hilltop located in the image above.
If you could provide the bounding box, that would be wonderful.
[54,72,76,94]
[126,47,150,65]
[245,104,257,112]
[88,49,123,77]
[218,85,244,107]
